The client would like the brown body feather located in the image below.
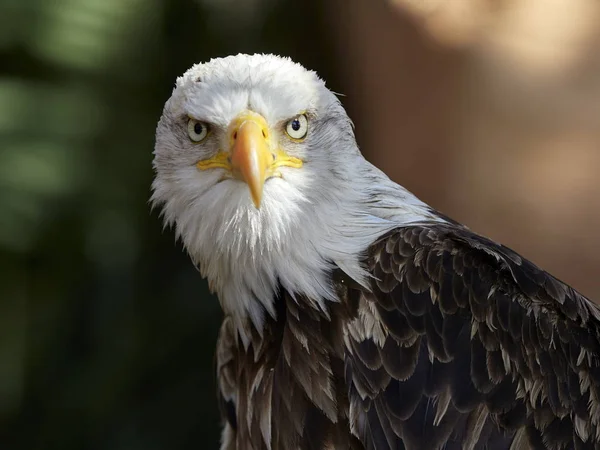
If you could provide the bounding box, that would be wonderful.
[218,223,600,450]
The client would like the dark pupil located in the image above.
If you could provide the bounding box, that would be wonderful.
[194,123,203,135]
[291,119,301,131]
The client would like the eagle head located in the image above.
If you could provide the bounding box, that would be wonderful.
[151,54,426,338]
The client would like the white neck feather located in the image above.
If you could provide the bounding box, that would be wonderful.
[156,154,441,346]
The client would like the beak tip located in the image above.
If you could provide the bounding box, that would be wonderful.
[248,179,263,209]
[251,194,262,209]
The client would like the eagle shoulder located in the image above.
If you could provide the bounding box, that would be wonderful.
[343,223,600,450]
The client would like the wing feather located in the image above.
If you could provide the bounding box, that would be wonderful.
[344,224,600,450]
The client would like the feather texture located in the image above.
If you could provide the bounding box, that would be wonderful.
[344,224,600,450]
[217,223,600,449]
[217,279,364,450]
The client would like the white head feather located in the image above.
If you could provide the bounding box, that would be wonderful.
[151,54,439,344]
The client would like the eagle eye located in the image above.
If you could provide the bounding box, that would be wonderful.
[285,114,308,140]
[187,118,210,142]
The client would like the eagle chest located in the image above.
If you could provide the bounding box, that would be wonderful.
[217,280,364,450]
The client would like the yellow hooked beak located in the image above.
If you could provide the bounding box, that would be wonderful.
[196,111,303,208]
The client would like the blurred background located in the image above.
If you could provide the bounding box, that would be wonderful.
[1,0,599,448]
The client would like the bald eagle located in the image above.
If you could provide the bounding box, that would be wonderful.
[152,54,600,450]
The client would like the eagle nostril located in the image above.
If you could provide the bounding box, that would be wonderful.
[233,131,238,140]
[262,129,268,139]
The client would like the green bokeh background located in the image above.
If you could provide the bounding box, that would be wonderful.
[0,1,338,448]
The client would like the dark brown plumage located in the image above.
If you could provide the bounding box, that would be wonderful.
[217,222,600,450]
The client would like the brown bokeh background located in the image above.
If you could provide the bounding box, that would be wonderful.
[0,0,598,448]
[329,0,600,301]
